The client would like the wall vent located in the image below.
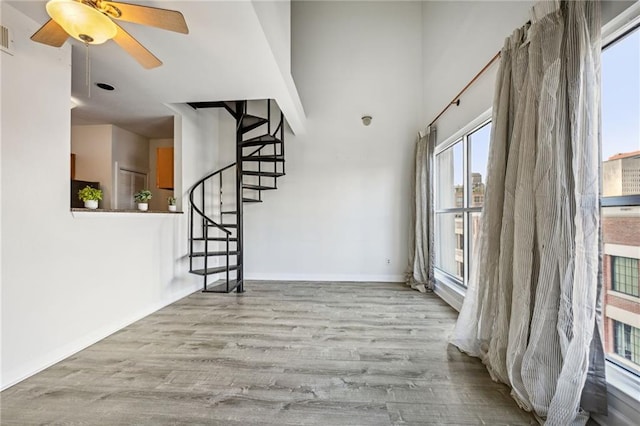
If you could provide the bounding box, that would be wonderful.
[1,25,14,56]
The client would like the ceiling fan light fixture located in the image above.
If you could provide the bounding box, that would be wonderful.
[46,0,117,45]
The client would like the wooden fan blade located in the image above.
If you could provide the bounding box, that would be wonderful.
[31,19,69,47]
[103,1,189,34]
[113,23,162,69]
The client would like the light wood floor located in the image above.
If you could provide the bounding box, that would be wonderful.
[1,281,537,425]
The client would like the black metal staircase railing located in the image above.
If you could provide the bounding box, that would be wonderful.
[187,99,285,293]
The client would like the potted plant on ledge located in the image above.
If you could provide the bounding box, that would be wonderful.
[78,186,102,209]
[134,189,152,211]
[168,196,177,212]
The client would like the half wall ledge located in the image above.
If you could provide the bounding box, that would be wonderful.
[70,209,183,218]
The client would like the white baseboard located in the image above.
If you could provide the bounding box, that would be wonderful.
[1,281,201,391]
[244,272,405,283]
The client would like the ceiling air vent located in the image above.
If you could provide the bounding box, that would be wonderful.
[1,25,14,56]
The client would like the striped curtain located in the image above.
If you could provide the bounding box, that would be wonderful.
[407,128,435,293]
[450,1,606,424]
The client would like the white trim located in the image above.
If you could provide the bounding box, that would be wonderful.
[244,273,404,283]
[604,243,640,259]
[606,305,640,328]
[602,1,640,45]
[592,362,640,426]
[434,269,465,312]
[434,108,492,154]
[608,353,640,376]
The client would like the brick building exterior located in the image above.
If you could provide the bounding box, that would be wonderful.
[602,198,640,369]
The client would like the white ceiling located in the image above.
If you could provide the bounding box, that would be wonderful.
[9,0,304,139]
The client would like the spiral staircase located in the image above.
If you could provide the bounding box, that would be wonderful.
[187,100,285,293]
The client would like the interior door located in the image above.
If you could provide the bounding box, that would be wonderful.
[117,168,147,210]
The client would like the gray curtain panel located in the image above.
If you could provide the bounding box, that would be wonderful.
[451,1,606,425]
[407,128,435,293]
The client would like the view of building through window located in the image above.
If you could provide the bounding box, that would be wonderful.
[601,26,640,374]
[435,121,490,286]
[467,124,490,276]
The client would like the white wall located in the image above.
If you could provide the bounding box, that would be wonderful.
[149,138,175,211]
[423,0,637,145]
[71,125,114,208]
[252,0,291,75]
[250,0,306,137]
[169,105,219,204]
[0,4,219,390]
[241,1,422,282]
[422,1,533,145]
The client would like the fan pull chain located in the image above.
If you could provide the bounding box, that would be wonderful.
[85,43,91,98]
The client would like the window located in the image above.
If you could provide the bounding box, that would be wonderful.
[612,256,640,297]
[601,23,640,376]
[435,120,491,286]
[613,321,640,367]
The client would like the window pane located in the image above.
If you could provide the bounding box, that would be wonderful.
[612,256,639,297]
[602,29,640,196]
[436,141,463,209]
[435,212,463,281]
[612,320,640,369]
[468,122,491,207]
[601,26,640,376]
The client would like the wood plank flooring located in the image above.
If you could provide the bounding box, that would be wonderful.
[0,281,537,425]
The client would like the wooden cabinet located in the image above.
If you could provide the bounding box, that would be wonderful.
[156,147,174,190]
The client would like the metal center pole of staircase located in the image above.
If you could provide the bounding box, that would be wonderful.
[235,101,245,293]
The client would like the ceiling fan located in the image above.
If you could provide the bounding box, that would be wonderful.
[31,0,189,69]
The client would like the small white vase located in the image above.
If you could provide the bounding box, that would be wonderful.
[137,203,148,211]
[168,205,177,212]
[84,200,98,209]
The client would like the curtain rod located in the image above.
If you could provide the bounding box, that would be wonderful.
[428,51,501,128]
